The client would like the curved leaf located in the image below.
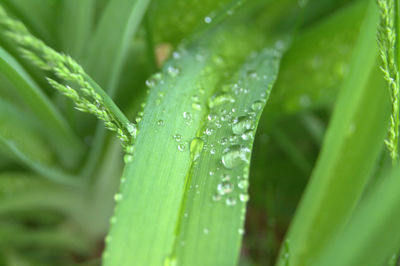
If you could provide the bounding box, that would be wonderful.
[103,23,284,265]
[314,165,400,266]
[276,1,390,265]
[0,46,83,168]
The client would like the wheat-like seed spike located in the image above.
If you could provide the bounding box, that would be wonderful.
[377,0,400,163]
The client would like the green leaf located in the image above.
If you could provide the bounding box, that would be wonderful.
[102,23,283,265]
[84,0,150,93]
[149,0,245,45]
[0,46,83,168]
[0,99,54,165]
[0,222,91,254]
[276,1,391,265]
[313,165,400,266]
[266,0,368,117]
[1,0,59,46]
[0,172,83,214]
[58,0,94,60]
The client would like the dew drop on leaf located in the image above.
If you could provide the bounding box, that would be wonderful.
[208,93,235,108]
[173,134,182,142]
[114,193,123,202]
[183,111,192,124]
[239,194,249,202]
[225,197,237,206]
[241,130,254,141]
[251,100,264,111]
[221,174,231,181]
[167,65,180,77]
[126,123,137,137]
[124,154,134,163]
[212,194,222,201]
[232,116,253,135]
[205,127,214,136]
[190,137,204,161]
[192,102,202,111]
[238,180,249,190]
[177,143,186,152]
[217,182,234,195]
[221,145,250,169]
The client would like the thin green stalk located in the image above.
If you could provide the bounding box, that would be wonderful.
[377,0,400,163]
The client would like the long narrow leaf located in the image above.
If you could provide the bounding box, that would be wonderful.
[84,0,150,93]
[313,165,400,266]
[102,23,283,265]
[0,46,83,168]
[276,1,390,265]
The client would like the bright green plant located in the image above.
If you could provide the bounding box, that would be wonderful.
[0,0,400,266]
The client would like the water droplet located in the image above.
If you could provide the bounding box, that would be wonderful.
[210,148,216,155]
[146,73,163,87]
[212,194,222,201]
[207,114,216,121]
[220,137,228,146]
[217,182,234,195]
[226,197,237,206]
[173,134,182,142]
[221,174,231,181]
[126,123,137,137]
[241,130,254,141]
[208,93,235,108]
[221,145,250,169]
[124,154,134,163]
[239,194,249,202]
[203,228,209,234]
[238,180,249,190]
[183,111,192,124]
[251,100,264,111]
[172,51,181,59]
[114,193,123,202]
[204,16,212,24]
[126,145,134,154]
[164,256,178,266]
[232,116,253,135]
[238,228,245,235]
[192,102,202,111]
[209,171,215,176]
[157,120,165,126]
[228,135,238,143]
[205,127,214,136]
[190,138,204,161]
[247,70,258,79]
[167,65,180,77]
[178,143,186,152]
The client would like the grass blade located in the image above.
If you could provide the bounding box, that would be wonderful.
[266,0,367,117]
[313,165,400,266]
[0,45,83,168]
[84,0,150,93]
[58,0,94,59]
[276,1,390,264]
[0,0,58,45]
[102,22,283,265]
